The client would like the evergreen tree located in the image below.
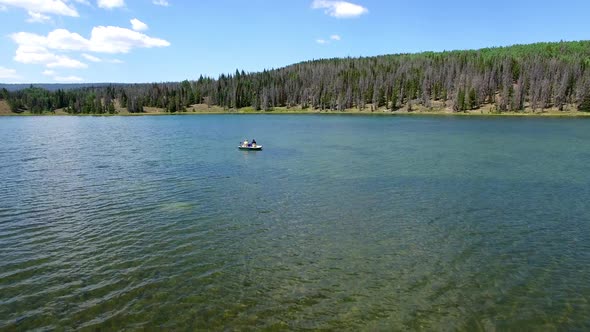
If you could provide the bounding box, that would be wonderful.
[468,87,477,109]
[455,89,466,112]
[578,92,590,112]
[390,89,399,111]
[0,88,8,100]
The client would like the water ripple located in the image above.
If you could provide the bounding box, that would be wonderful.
[1,116,590,330]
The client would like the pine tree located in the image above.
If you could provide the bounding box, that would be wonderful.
[390,89,398,111]
[468,87,477,109]
[578,92,590,112]
[455,89,465,112]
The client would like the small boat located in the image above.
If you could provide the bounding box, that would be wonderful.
[238,144,263,150]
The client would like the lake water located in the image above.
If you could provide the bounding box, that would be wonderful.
[1,115,590,330]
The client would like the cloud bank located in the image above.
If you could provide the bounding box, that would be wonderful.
[10,26,169,69]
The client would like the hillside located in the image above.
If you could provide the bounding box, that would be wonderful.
[3,40,590,115]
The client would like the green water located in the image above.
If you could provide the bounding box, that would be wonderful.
[1,115,589,330]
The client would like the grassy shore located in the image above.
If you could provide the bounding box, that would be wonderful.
[2,100,590,117]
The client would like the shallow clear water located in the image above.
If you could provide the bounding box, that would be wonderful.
[1,115,590,330]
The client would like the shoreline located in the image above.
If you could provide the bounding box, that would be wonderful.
[2,109,590,118]
[2,100,590,117]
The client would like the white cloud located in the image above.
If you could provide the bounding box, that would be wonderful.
[0,4,7,10]
[46,56,87,68]
[48,29,91,50]
[26,11,52,23]
[12,30,90,52]
[11,32,47,47]
[88,26,170,53]
[311,0,368,18]
[97,0,124,9]
[316,35,341,44]
[11,26,170,57]
[13,44,88,68]
[130,18,148,31]
[10,25,168,71]
[14,45,55,64]
[0,66,20,79]
[152,0,168,6]
[0,0,78,17]
[42,70,84,82]
[82,53,101,62]
[54,75,83,82]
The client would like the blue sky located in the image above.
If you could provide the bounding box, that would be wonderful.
[0,0,589,83]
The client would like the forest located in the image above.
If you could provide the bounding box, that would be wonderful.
[2,40,590,114]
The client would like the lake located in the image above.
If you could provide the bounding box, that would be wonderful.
[1,114,589,330]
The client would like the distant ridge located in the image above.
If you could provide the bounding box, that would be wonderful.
[0,83,119,92]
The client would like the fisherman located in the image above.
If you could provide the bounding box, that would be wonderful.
[242,139,249,147]
[252,139,257,146]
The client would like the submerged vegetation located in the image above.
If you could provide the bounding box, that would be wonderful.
[3,40,590,115]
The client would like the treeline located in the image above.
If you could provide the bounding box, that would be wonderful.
[3,86,133,114]
[3,40,590,114]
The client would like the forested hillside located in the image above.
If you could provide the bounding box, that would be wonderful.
[3,41,590,114]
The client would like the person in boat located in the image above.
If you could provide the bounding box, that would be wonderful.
[251,139,257,147]
[242,139,249,147]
